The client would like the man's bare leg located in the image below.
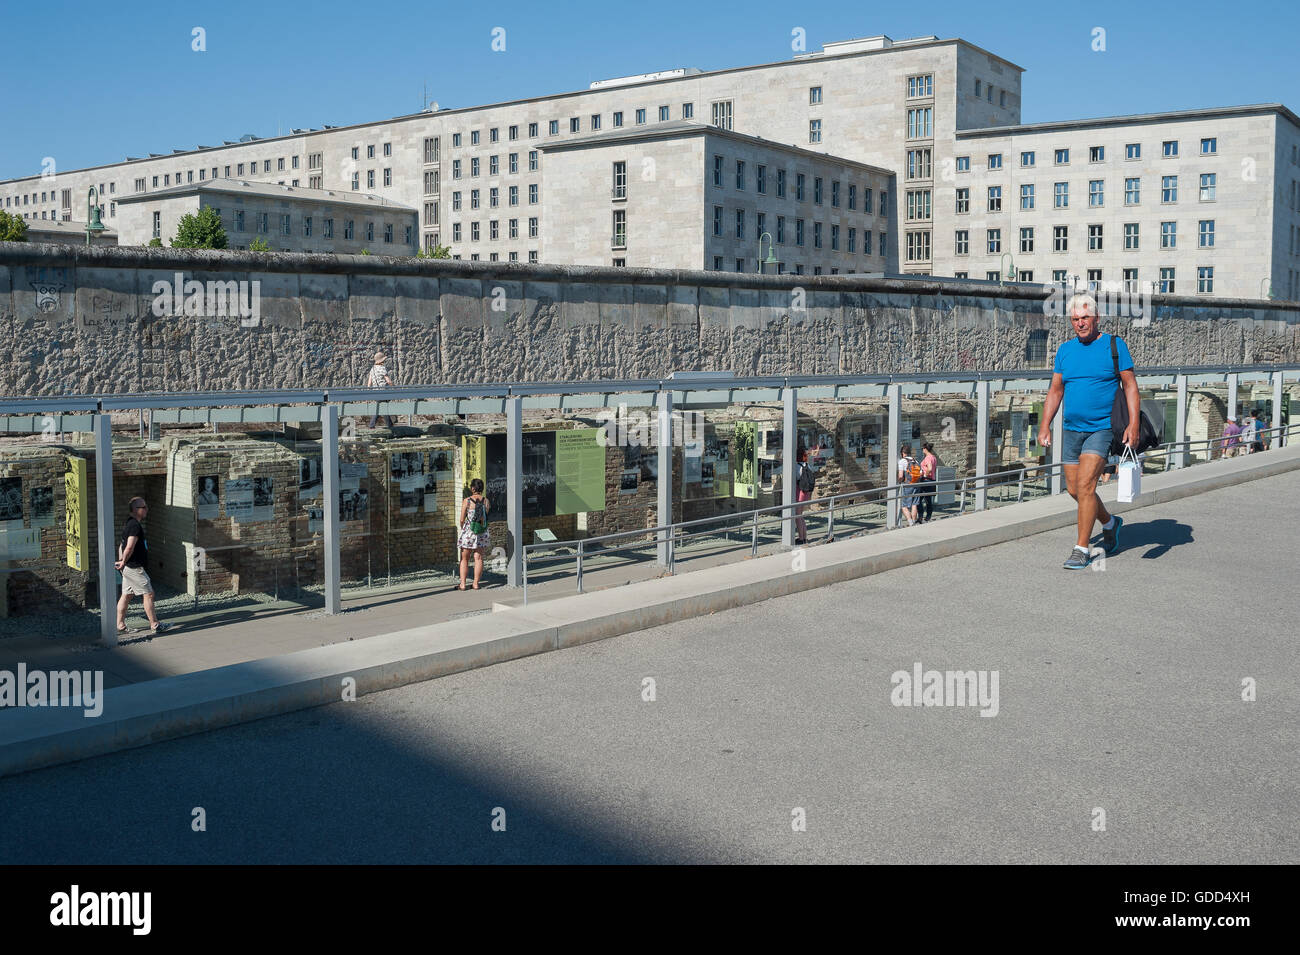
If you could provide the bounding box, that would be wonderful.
[1066,454,1110,548]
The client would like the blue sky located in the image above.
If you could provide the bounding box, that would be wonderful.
[3,0,1296,180]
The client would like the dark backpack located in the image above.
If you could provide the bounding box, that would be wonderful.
[797,463,816,494]
[1108,336,1161,456]
[469,497,487,534]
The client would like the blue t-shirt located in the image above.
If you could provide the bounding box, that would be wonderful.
[1053,333,1134,432]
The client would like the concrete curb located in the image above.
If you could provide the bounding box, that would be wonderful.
[3,446,1297,777]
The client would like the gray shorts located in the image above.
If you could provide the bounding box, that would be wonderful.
[121,565,153,596]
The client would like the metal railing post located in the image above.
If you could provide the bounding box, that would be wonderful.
[887,383,901,529]
[1175,374,1189,467]
[1016,468,1026,502]
[751,508,759,556]
[826,498,835,541]
[322,404,341,615]
[1050,409,1064,494]
[1273,371,1286,449]
[975,379,989,511]
[522,548,529,605]
[1226,372,1238,422]
[94,413,117,646]
[576,540,584,594]
[656,389,673,566]
[506,396,523,587]
[782,386,797,547]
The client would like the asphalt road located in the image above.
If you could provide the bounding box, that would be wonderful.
[1,470,1296,864]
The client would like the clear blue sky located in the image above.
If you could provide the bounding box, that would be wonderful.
[3,0,1296,180]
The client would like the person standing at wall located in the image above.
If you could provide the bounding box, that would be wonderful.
[367,351,395,428]
[918,442,938,523]
[1221,415,1243,459]
[794,446,817,545]
[114,497,171,634]
[897,443,921,527]
[458,478,491,590]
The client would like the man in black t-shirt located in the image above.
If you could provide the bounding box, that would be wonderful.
[114,497,171,634]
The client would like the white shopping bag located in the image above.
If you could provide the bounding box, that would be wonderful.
[1117,447,1141,503]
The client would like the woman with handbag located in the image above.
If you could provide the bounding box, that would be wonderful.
[457,479,491,590]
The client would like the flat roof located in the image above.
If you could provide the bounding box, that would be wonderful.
[957,103,1300,138]
[114,178,415,211]
[538,121,896,177]
[1,36,1016,185]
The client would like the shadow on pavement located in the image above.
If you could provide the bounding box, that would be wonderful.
[1119,518,1195,559]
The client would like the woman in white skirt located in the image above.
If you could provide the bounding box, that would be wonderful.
[458,478,491,590]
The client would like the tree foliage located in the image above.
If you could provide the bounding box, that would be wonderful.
[248,236,271,252]
[171,206,228,249]
[0,210,29,242]
[416,244,451,259]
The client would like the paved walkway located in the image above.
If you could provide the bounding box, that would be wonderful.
[1,463,1294,863]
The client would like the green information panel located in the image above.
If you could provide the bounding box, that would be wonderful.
[556,428,607,515]
[733,421,757,499]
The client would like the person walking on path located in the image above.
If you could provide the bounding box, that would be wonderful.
[114,497,171,634]
[1037,293,1139,570]
[367,351,395,429]
[1220,415,1243,459]
[457,478,491,590]
[897,443,921,527]
[918,442,938,523]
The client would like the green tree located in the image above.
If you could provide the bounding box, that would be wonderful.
[248,236,271,252]
[0,210,29,242]
[171,206,228,249]
[416,244,451,259]
[146,237,163,247]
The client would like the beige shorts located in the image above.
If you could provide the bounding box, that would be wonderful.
[121,565,153,596]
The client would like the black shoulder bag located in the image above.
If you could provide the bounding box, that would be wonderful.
[1108,336,1161,456]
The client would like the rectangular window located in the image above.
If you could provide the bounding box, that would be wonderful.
[1199,173,1216,201]
[452,160,461,180]
[956,187,969,214]
[847,183,856,209]
[682,103,693,119]
[1089,179,1104,207]
[509,218,518,239]
[236,211,245,232]
[956,156,970,172]
[1124,177,1140,205]
[713,206,722,237]
[423,203,437,226]
[367,170,376,189]
[509,153,518,174]
[987,185,1002,212]
[508,125,518,141]
[906,189,931,221]
[1021,183,1035,210]
[612,112,623,128]
[954,230,969,255]
[736,209,745,240]
[1055,148,1069,165]
[1159,267,1175,293]
[452,192,462,211]
[814,177,823,203]
[864,230,873,255]
[470,222,479,241]
[635,108,646,125]
[612,210,626,247]
[796,174,805,201]
[1199,219,1215,247]
[1020,227,1034,253]
[906,107,932,139]
[1162,175,1178,202]
[711,100,733,130]
[1126,143,1140,160]
[1201,137,1217,155]
[529,150,538,171]
[736,160,746,190]
[470,158,479,177]
[986,228,1001,254]
[152,211,161,238]
[813,222,822,248]
[592,114,603,130]
[1163,140,1179,158]
[776,215,785,244]
[529,184,538,204]
[471,189,479,210]
[613,162,627,199]
[384,223,394,244]
[1122,268,1139,292]
[570,117,580,133]
[906,231,932,262]
[1124,223,1139,250]
[1052,269,1067,283]
[796,219,805,246]
[864,187,873,213]
[529,217,538,238]
[657,105,669,122]
[905,74,933,97]
[757,165,767,194]
[1197,266,1214,293]
[1090,146,1104,162]
[1087,268,1102,290]
[809,119,822,144]
[1054,182,1068,208]
[810,85,823,104]
[368,144,377,157]
[528,122,538,137]
[323,218,333,238]
[489,156,499,175]
[1053,225,1068,252]
[1161,221,1177,249]
[549,120,559,135]
[280,213,291,235]
[489,187,499,208]
[451,135,461,149]
[907,148,932,179]
[832,181,841,207]
[1088,223,1104,251]
[1021,151,1035,167]
[383,168,392,187]
[714,156,724,187]
[988,153,1003,170]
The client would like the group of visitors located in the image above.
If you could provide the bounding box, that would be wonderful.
[1221,410,1272,458]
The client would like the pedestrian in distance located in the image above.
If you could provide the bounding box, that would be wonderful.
[897,443,922,527]
[1220,415,1243,459]
[458,478,491,590]
[114,497,172,634]
[918,441,938,523]
[1037,293,1138,569]
[367,350,395,429]
[793,445,818,544]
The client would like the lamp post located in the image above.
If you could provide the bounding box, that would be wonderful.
[1259,277,1273,300]
[757,232,778,274]
[1000,252,1016,284]
[85,187,106,247]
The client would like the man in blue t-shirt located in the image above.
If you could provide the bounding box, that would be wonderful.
[1037,293,1140,569]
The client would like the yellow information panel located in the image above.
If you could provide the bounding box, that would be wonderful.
[65,456,88,571]
[461,434,485,496]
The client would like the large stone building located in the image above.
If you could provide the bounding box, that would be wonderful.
[2,33,1297,294]
[114,179,418,253]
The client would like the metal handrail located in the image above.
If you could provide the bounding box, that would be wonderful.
[522,425,1297,603]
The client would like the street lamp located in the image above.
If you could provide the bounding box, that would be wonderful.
[1000,252,1016,284]
[757,232,778,274]
[85,186,106,247]
[1260,277,1274,300]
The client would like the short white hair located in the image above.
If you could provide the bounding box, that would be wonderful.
[1066,292,1097,318]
